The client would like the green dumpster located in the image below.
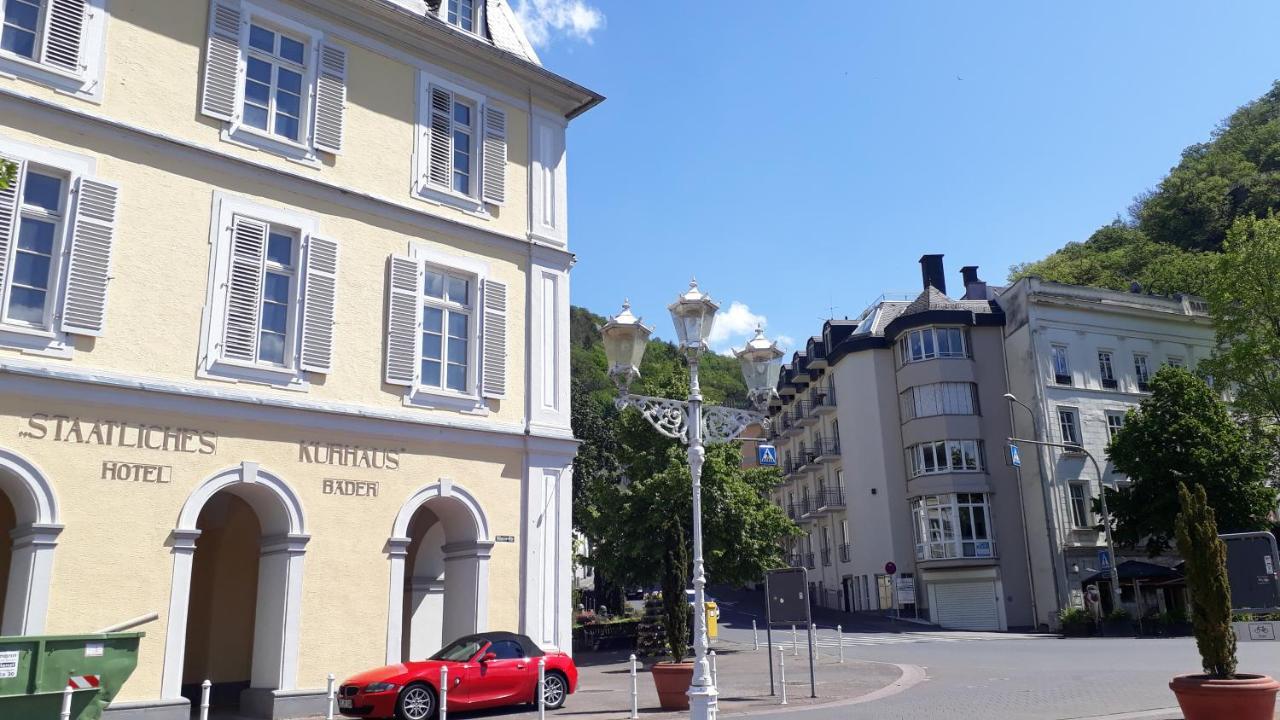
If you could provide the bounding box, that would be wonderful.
[0,631,144,720]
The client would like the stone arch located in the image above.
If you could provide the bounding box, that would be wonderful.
[161,462,309,712]
[0,447,61,635]
[385,480,493,663]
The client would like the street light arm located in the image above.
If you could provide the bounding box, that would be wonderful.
[616,393,767,444]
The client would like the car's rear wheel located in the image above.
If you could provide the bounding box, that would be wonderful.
[542,671,568,710]
[397,682,437,720]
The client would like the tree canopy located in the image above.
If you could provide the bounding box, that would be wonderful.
[1104,367,1277,556]
[1012,80,1280,293]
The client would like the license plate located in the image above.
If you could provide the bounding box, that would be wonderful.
[338,698,353,710]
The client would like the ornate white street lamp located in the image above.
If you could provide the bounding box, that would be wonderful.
[601,280,781,720]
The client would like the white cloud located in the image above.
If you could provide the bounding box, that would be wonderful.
[513,0,605,48]
[775,335,796,350]
[708,301,771,356]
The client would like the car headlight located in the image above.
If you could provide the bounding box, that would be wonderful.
[364,682,399,693]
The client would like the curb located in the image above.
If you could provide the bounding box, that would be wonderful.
[1059,709,1182,720]
[713,661,928,718]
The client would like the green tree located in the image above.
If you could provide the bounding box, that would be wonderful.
[1105,367,1277,555]
[1175,483,1236,678]
[1201,214,1280,425]
[0,160,15,190]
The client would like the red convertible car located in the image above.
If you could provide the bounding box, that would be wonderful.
[338,632,578,720]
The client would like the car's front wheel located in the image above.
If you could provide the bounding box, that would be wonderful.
[542,671,568,710]
[397,682,437,720]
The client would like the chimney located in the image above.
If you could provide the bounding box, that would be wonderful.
[919,254,946,294]
[960,265,988,300]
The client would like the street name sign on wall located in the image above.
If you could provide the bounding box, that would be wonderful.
[757,444,778,466]
[1221,531,1280,613]
[765,568,810,625]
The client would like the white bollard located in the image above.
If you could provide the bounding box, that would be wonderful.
[538,657,547,720]
[710,650,718,688]
[200,679,211,720]
[629,654,639,719]
[440,666,449,720]
[326,673,335,720]
[778,646,788,705]
[792,624,798,656]
[753,619,759,650]
[837,625,844,663]
[60,682,73,720]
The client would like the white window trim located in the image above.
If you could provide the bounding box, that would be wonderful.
[413,70,493,218]
[436,0,486,38]
[897,326,968,365]
[0,134,95,358]
[198,191,318,390]
[907,439,984,478]
[0,0,108,102]
[1057,406,1081,447]
[1069,482,1092,529]
[402,242,491,414]
[218,2,325,165]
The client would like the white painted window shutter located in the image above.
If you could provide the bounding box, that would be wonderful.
[427,87,453,188]
[0,155,21,306]
[222,215,267,362]
[313,43,347,154]
[299,235,338,373]
[41,0,87,74]
[60,177,120,337]
[481,278,507,398]
[481,105,507,205]
[201,0,243,122]
[385,254,421,387]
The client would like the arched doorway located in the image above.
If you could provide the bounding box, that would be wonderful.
[386,482,492,663]
[181,492,262,711]
[0,449,60,636]
[162,463,308,715]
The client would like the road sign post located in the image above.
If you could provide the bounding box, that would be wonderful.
[765,568,816,700]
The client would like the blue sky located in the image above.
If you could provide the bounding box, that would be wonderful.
[522,0,1280,355]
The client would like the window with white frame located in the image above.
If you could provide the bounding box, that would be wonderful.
[900,382,978,420]
[1134,353,1151,391]
[1052,344,1072,385]
[200,2,348,158]
[1098,350,1117,389]
[0,0,108,99]
[1167,355,1185,369]
[898,326,968,364]
[384,249,508,410]
[200,193,339,387]
[1057,408,1081,448]
[1106,411,1125,442]
[0,141,119,353]
[417,75,508,209]
[446,0,478,33]
[1069,483,1091,529]
[906,439,983,477]
[911,493,994,560]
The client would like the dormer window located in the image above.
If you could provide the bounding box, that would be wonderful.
[447,0,478,33]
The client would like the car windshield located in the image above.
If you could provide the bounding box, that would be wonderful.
[430,638,485,662]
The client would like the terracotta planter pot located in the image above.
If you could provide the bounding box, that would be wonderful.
[1169,673,1280,720]
[651,662,694,711]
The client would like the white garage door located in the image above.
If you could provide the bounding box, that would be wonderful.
[932,581,1000,630]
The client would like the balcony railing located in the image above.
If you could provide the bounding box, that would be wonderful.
[786,502,803,521]
[795,401,818,427]
[812,384,837,413]
[838,543,851,563]
[915,539,996,562]
[806,489,845,516]
[804,552,816,570]
[813,436,841,462]
[820,548,832,567]
[787,552,803,568]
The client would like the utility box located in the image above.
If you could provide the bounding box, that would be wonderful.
[0,632,145,720]
[1221,532,1280,613]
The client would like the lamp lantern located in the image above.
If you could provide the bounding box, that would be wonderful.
[600,299,653,393]
[734,325,783,409]
[667,279,720,358]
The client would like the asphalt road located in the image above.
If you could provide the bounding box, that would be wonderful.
[710,588,1280,720]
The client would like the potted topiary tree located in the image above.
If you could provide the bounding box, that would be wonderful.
[649,522,693,710]
[1168,483,1280,719]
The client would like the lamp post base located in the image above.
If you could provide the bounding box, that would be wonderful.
[687,684,719,720]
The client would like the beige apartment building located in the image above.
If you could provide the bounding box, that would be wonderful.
[767,256,1034,631]
[0,1,599,717]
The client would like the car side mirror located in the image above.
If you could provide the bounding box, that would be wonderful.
[480,652,497,663]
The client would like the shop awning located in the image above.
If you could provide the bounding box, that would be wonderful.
[1083,560,1183,584]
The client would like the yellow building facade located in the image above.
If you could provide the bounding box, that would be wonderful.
[0,0,599,717]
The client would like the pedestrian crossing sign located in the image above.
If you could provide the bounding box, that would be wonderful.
[758,444,778,466]
[1009,443,1021,467]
